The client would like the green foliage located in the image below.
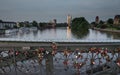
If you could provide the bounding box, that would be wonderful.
[32,21,38,27]
[71,17,89,38]
[96,24,108,29]
[72,29,89,39]
[112,25,120,30]
[99,20,104,24]
[24,21,30,27]
[71,17,89,31]
[117,27,120,30]
[19,22,24,27]
[107,18,113,24]
[39,22,47,28]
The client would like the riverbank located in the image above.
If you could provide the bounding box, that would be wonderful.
[93,27,120,33]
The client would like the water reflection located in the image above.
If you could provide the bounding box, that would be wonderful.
[66,27,71,40]
[0,27,120,41]
[103,32,120,40]
[33,30,38,36]
[71,28,89,39]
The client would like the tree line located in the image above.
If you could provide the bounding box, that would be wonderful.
[91,17,120,30]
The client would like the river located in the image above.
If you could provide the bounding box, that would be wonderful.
[0,27,120,42]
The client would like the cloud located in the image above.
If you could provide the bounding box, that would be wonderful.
[0,0,120,22]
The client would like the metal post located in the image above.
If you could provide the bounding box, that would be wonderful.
[13,47,17,75]
[46,53,53,75]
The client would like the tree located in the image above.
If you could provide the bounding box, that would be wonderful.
[107,18,113,24]
[39,22,44,28]
[71,17,89,31]
[32,21,38,27]
[71,17,89,38]
[24,21,30,27]
[99,20,104,24]
[19,22,24,27]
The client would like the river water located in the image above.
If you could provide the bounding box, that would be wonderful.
[0,27,120,42]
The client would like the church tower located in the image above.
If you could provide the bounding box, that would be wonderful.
[67,14,72,27]
[95,16,99,24]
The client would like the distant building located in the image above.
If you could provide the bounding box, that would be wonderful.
[114,15,120,25]
[67,14,72,27]
[95,16,99,24]
[0,29,5,34]
[0,20,17,29]
[52,19,57,27]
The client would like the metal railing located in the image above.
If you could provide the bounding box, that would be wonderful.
[0,43,120,75]
[0,39,120,43]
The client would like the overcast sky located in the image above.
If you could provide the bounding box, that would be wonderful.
[0,0,120,23]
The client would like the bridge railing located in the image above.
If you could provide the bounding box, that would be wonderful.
[0,43,120,75]
[0,38,120,43]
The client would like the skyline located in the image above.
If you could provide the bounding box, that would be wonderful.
[0,0,120,23]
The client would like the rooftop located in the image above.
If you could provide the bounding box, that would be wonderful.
[114,15,120,18]
[0,20,16,23]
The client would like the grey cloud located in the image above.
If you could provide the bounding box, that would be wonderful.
[0,0,120,22]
